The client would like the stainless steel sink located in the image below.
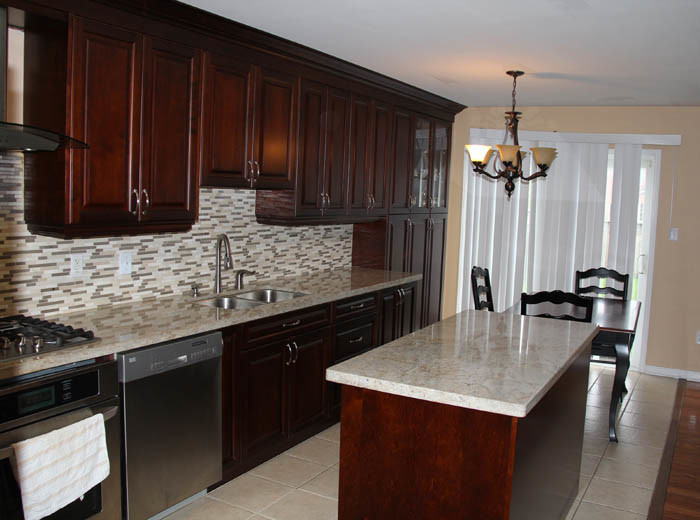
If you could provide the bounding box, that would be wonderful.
[234,288,306,303]
[197,296,264,310]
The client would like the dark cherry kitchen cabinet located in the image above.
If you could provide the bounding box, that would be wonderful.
[200,51,298,190]
[220,329,241,471]
[367,101,392,216]
[140,36,200,223]
[287,329,330,434]
[378,283,416,346]
[388,108,413,213]
[425,213,447,325]
[23,14,200,237]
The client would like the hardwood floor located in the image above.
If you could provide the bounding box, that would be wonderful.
[662,382,700,519]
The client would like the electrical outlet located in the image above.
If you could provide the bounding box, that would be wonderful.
[696,330,700,345]
[669,227,679,241]
[70,254,83,276]
[119,251,132,275]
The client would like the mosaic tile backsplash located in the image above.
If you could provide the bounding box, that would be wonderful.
[0,153,353,317]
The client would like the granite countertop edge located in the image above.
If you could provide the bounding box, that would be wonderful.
[1,267,421,380]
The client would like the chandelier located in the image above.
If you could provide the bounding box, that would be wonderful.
[465,71,557,198]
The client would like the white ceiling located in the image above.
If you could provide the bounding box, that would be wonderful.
[179,0,700,107]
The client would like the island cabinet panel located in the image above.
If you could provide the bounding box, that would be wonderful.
[338,386,518,520]
[23,14,201,238]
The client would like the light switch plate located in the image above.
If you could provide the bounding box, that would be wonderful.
[119,251,132,275]
[669,227,679,241]
[70,254,83,276]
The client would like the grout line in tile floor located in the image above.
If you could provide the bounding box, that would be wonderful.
[167,363,676,520]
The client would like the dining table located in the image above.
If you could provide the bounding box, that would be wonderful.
[507,297,641,441]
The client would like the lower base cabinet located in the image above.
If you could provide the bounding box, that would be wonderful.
[217,284,416,485]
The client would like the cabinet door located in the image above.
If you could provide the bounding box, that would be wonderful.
[429,120,450,211]
[288,328,329,434]
[141,37,200,223]
[389,108,412,213]
[239,341,287,457]
[411,116,431,214]
[250,65,297,189]
[70,18,142,225]
[399,283,417,337]
[425,214,447,326]
[296,79,326,216]
[347,94,371,215]
[221,330,240,470]
[408,217,428,328]
[379,290,398,346]
[200,52,253,188]
[386,214,411,272]
[369,101,391,215]
[323,87,350,215]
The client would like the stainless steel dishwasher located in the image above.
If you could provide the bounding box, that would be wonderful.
[118,332,222,520]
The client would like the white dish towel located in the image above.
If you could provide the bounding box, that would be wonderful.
[11,413,110,520]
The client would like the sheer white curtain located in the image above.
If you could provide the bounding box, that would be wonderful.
[606,144,642,276]
[459,130,609,312]
[527,141,609,293]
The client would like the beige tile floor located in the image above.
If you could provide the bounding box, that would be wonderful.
[166,364,676,520]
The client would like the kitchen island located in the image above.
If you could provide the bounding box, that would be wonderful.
[326,309,599,520]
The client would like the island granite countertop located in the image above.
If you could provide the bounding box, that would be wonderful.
[0,267,421,380]
[326,309,599,417]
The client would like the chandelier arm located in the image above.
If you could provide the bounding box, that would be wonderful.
[520,169,548,181]
[473,164,503,180]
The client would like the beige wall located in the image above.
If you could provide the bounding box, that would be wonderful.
[444,106,700,373]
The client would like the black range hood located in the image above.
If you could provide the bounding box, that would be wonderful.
[0,5,87,152]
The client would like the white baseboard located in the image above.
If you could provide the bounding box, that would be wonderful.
[642,364,700,382]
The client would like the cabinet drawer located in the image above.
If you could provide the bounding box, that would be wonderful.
[244,305,331,345]
[333,315,377,364]
[334,293,377,321]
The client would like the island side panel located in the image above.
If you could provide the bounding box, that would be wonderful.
[338,386,518,519]
[510,343,591,520]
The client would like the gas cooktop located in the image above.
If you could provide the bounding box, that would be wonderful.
[0,315,98,362]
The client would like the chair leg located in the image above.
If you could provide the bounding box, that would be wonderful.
[609,341,631,442]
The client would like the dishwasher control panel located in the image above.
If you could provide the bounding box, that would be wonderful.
[118,331,223,383]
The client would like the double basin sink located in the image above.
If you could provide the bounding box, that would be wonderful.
[197,289,306,310]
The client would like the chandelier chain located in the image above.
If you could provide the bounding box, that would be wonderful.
[511,74,518,113]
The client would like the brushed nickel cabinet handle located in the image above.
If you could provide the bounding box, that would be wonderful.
[246,160,253,182]
[292,341,299,364]
[282,319,301,328]
[349,303,365,310]
[285,344,292,366]
[131,189,140,216]
[255,161,261,179]
[348,336,364,344]
[141,189,150,215]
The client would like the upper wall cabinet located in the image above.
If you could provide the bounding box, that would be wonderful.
[23,15,200,238]
[388,111,451,215]
[200,50,298,190]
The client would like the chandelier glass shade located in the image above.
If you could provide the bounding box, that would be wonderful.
[465,71,557,198]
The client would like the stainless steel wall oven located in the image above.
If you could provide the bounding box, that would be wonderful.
[0,359,121,519]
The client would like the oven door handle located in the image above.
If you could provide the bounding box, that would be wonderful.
[0,404,119,461]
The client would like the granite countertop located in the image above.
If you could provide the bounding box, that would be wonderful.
[326,309,599,417]
[0,267,421,380]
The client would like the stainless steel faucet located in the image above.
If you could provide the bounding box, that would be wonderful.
[214,234,232,294]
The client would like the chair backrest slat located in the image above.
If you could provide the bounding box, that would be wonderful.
[575,267,629,301]
[471,266,494,312]
[521,290,593,323]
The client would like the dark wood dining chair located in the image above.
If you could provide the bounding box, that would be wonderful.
[576,267,631,395]
[471,266,494,311]
[575,267,629,300]
[520,290,593,323]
